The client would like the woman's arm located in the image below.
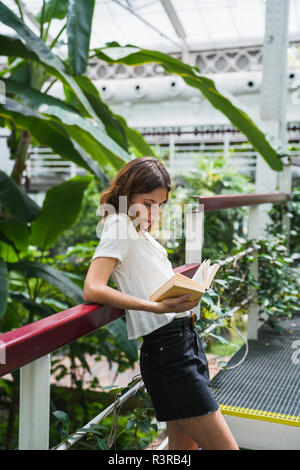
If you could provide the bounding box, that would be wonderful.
[83,257,200,314]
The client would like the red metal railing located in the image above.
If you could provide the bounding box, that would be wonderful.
[0,264,199,378]
[191,192,289,212]
[0,192,290,378]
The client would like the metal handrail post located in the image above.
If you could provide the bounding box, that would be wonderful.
[18,354,51,450]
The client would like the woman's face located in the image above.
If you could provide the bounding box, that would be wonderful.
[130,187,168,230]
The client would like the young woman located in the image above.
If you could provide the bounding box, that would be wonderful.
[83,157,239,450]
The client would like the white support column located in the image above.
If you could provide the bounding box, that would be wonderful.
[247,0,290,340]
[19,354,51,450]
[184,204,204,321]
[280,160,292,252]
[247,205,260,340]
[184,204,203,265]
[169,133,175,177]
[0,128,13,175]
[256,0,290,235]
[224,133,230,159]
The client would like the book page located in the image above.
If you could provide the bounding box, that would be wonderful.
[203,259,211,285]
[191,259,208,285]
[192,259,220,290]
[205,263,221,289]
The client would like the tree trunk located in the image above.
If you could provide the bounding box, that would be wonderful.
[10,130,31,187]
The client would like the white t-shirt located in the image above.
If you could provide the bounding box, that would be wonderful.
[90,212,196,340]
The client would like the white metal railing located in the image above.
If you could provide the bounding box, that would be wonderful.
[26,147,86,181]
[54,378,145,450]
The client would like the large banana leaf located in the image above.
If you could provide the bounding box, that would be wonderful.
[0,227,18,250]
[0,221,29,253]
[72,75,156,157]
[0,98,110,182]
[0,242,18,263]
[30,175,92,250]
[67,0,95,75]
[92,44,284,171]
[9,292,55,318]
[74,75,128,151]
[0,35,38,62]
[8,259,83,304]
[0,170,41,222]
[3,79,131,170]
[69,138,109,187]
[115,113,156,157]
[35,0,68,23]
[0,2,97,121]
[0,257,8,319]
[0,34,155,162]
[104,318,138,362]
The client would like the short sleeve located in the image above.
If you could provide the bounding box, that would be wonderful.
[91,214,130,266]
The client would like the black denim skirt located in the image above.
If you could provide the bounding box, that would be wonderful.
[139,315,219,422]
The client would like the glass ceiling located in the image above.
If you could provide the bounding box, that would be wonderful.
[1,0,300,53]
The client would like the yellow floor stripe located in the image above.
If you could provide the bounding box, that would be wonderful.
[220,405,300,427]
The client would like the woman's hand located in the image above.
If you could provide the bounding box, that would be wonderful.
[151,294,201,314]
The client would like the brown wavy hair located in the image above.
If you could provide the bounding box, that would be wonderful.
[99,157,173,233]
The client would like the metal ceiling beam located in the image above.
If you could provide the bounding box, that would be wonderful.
[111,0,183,51]
[160,0,190,52]
[160,0,186,39]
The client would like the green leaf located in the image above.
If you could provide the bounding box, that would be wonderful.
[201,293,214,306]
[214,279,229,288]
[52,410,70,428]
[0,170,41,222]
[0,241,18,263]
[0,220,29,253]
[92,44,284,171]
[9,260,83,304]
[104,318,138,362]
[74,75,128,151]
[3,79,131,170]
[227,275,242,281]
[210,304,222,314]
[100,385,121,390]
[0,228,18,251]
[0,3,97,120]
[35,0,68,23]
[67,0,95,75]
[0,257,8,318]
[209,333,229,345]
[70,138,109,187]
[30,175,92,250]
[218,361,228,368]
[96,436,110,450]
[0,34,38,62]
[115,113,156,157]
[9,60,31,86]
[0,98,110,180]
[9,292,55,317]
[126,419,135,430]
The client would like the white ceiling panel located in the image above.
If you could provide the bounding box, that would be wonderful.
[0,0,299,52]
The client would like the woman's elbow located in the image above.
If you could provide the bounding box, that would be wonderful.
[83,284,105,303]
[83,284,96,302]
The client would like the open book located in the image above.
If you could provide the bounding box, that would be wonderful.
[149,259,220,302]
